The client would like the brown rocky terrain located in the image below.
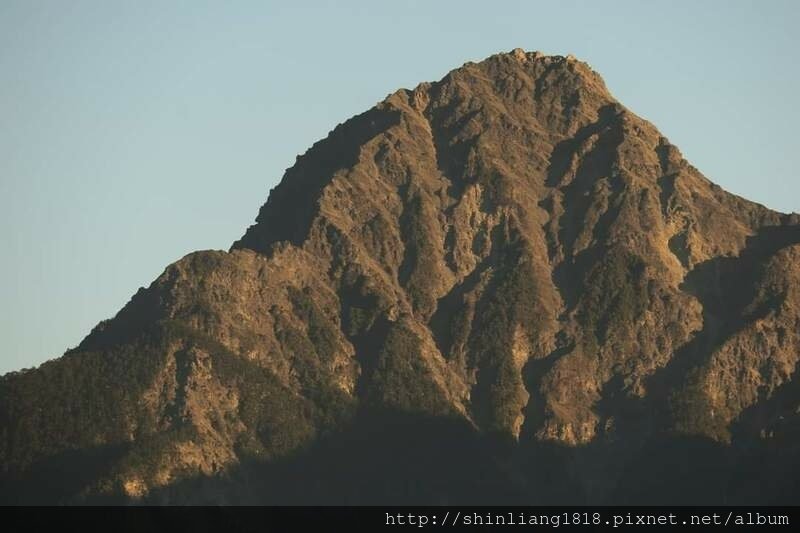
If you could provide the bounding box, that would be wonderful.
[2,49,799,504]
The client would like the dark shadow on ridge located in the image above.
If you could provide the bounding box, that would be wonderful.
[646,223,800,426]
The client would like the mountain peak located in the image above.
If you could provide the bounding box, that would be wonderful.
[234,50,625,255]
[505,47,574,63]
[3,51,800,505]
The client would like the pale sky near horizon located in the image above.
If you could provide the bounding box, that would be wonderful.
[1,0,798,374]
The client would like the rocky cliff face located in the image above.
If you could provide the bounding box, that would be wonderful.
[2,49,800,504]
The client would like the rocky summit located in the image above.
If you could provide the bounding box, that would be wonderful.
[2,49,799,505]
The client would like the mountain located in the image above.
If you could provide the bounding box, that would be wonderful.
[2,49,800,505]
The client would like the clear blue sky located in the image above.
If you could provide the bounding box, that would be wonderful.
[1,0,798,374]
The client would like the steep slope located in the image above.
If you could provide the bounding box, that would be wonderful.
[2,49,799,504]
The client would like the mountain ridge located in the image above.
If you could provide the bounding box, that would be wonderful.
[2,49,800,504]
